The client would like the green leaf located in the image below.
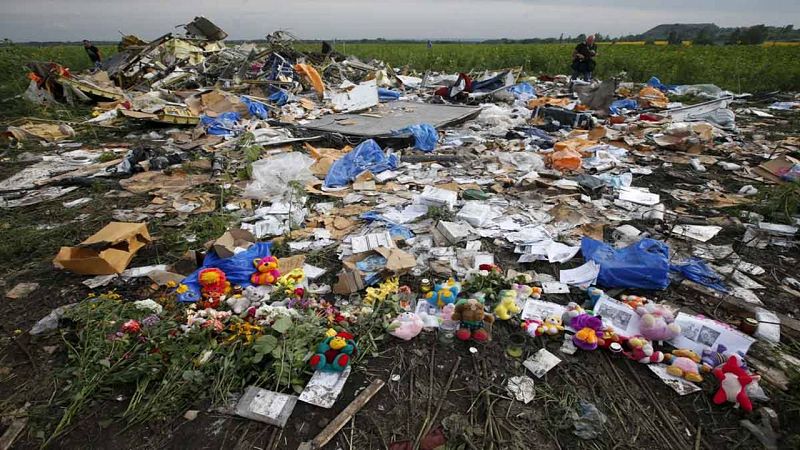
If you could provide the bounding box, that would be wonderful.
[253,335,278,354]
[98,358,111,368]
[272,317,293,334]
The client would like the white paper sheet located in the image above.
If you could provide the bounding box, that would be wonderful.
[593,296,640,337]
[670,312,756,355]
[559,261,600,286]
[521,299,566,321]
[619,189,660,206]
[542,281,570,294]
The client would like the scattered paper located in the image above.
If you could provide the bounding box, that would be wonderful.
[522,299,566,321]
[524,349,562,378]
[648,364,701,396]
[506,376,535,404]
[351,231,395,254]
[5,282,39,299]
[542,281,570,294]
[303,264,327,280]
[618,189,660,206]
[299,367,351,408]
[671,225,722,242]
[670,312,756,356]
[593,296,640,338]
[559,261,600,286]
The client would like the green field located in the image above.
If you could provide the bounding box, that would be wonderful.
[1,42,799,118]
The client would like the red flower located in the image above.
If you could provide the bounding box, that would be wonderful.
[121,320,141,334]
[479,264,500,272]
[294,287,305,298]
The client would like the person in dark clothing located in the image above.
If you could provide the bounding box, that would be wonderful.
[83,40,102,69]
[571,34,597,82]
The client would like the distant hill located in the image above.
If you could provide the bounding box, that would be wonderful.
[637,23,719,40]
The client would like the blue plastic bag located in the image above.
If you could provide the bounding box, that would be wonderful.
[609,99,638,115]
[398,124,437,152]
[268,89,289,106]
[378,88,401,102]
[240,97,269,119]
[581,237,671,290]
[670,258,728,293]
[200,112,241,136]
[324,139,399,188]
[178,242,272,302]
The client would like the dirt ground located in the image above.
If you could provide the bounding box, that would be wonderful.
[2,100,800,449]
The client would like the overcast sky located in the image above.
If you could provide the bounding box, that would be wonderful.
[1,0,797,42]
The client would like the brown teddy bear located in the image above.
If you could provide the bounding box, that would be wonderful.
[452,298,495,342]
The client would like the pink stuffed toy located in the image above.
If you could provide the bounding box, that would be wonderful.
[251,256,280,286]
[636,303,680,341]
[625,336,665,364]
[387,312,425,341]
[713,355,756,412]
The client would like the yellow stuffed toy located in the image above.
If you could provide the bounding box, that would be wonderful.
[494,290,521,320]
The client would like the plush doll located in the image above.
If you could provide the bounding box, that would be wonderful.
[636,303,681,342]
[624,336,664,364]
[426,279,461,309]
[597,324,624,350]
[452,298,495,342]
[713,355,756,412]
[310,330,357,372]
[494,290,521,320]
[621,295,647,310]
[537,315,565,337]
[387,312,425,341]
[276,268,305,294]
[702,344,747,370]
[512,283,535,302]
[571,314,604,351]
[665,349,705,382]
[562,302,585,328]
[522,318,543,338]
[226,294,251,315]
[250,256,280,285]
[198,268,230,309]
[585,287,605,309]
[441,303,455,322]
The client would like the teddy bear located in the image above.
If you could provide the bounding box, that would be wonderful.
[597,324,623,350]
[624,336,664,364]
[310,330,357,372]
[561,302,585,328]
[712,355,758,412]
[664,349,706,382]
[537,315,565,336]
[251,256,280,286]
[426,279,461,309]
[387,312,425,341]
[226,294,251,315]
[198,268,230,309]
[494,290,521,320]
[636,303,681,342]
[571,314,604,351]
[452,298,494,342]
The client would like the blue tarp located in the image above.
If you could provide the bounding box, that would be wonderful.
[200,112,241,136]
[647,76,678,93]
[508,83,537,100]
[240,97,269,119]
[378,88,401,102]
[398,123,437,152]
[323,139,400,188]
[178,242,273,302]
[609,99,638,115]
[581,237,671,290]
[268,90,290,106]
[670,258,728,293]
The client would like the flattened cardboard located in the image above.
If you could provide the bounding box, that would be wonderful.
[54,222,150,275]
[753,155,799,184]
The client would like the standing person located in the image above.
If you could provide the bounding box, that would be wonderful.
[83,40,102,70]
[427,39,433,50]
[571,34,597,82]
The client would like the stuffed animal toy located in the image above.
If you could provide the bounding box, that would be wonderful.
[310,330,357,372]
[425,279,461,309]
[276,268,305,294]
[713,355,756,412]
[636,303,681,342]
[561,302,585,328]
[571,314,604,351]
[522,318,543,337]
[250,256,280,285]
[597,324,623,350]
[702,344,747,370]
[585,287,605,309]
[537,315,565,337]
[198,268,230,309]
[624,336,664,364]
[441,303,455,322]
[452,298,495,342]
[494,290,521,320]
[226,295,251,315]
[621,295,647,310]
[512,283,535,302]
[665,349,705,382]
[387,312,425,341]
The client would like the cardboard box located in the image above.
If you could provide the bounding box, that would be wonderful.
[211,228,256,258]
[54,222,151,275]
[332,247,415,294]
[753,155,800,184]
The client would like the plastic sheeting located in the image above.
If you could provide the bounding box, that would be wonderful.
[581,237,671,290]
[244,152,317,199]
[240,96,269,119]
[200,112,241,136]
[609,99,638,115]
[398,123,437,152]
[323,139,399,188]
[178,242,272,302]
[670,258,728,293]
[378,88,401,102]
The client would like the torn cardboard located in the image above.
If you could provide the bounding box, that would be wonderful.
[212,228,256,258]
[54,222,151,275]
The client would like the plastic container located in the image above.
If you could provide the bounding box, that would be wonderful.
[439,320,458,344]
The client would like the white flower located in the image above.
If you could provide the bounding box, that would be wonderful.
[133,299,163,315]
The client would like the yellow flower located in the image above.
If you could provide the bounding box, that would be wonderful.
[176,284,189,294]
[166,280,177,288]
[325,328,337,337]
